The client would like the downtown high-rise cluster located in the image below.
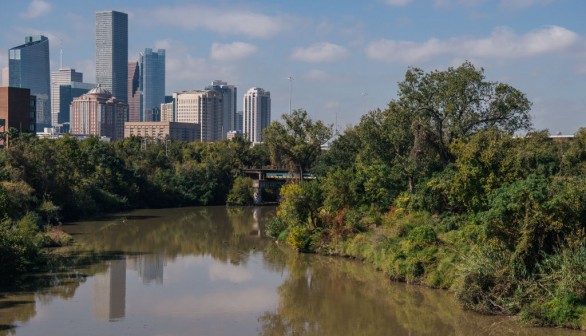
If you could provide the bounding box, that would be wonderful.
[1,10,271,145]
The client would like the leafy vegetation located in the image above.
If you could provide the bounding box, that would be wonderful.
[0,134,270,279]
[269,62,586,329]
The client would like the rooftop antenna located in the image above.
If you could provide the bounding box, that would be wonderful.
[60,49,63,69]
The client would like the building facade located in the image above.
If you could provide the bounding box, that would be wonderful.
[205,80,237,136]
[1,67,8,87]
[174,90,222,142]
[0,87,36,147]
[8,35,50,130]
[139,49,165,122]
[124,121,199,142]
[160,101,174,122]
[243,87,271,143]
[96,11,128,103]
[50,68,93,126]
[70,85,127,141]
[127,61,141,122]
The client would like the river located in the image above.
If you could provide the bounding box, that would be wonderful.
[0,206,581,336]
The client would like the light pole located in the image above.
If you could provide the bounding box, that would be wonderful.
[288,76,294,115]
[361,92,368,113]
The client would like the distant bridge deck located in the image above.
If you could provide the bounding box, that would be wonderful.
[241,167,315,181]
[240,167,315,204]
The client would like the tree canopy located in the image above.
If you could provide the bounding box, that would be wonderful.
[262,109,332,178]
[397,61,532,163]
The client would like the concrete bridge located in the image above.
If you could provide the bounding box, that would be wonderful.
[241,167,315,204]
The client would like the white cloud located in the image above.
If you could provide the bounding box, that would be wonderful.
[434,0,550,9]
[499,0,552,11]
[146,5,289,38]
[21,0,51,19]
[366,25,581,64]
[385,0,414,6]
[290,42,349,63]
[158,39,237,91]
[210,42,258,61]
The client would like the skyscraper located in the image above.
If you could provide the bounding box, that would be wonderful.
[243,87,271,143]
[174,90,222,141]
[51,68,94,126]
[8,35,50,130]
[139,48,165,122]
[96,11,128,103]
[70,85,127,141]
[205,80,237,136]
[127,61,141,122]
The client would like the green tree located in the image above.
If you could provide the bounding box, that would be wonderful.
[226,176,254,205]
[398,61,532,164]
[262,109,332,179]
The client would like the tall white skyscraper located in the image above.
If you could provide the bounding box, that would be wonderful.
[243,87,271,143]
[174,90,223,141]
[205,80,237,136]
[96,11,128,102]
[139,48,165,121]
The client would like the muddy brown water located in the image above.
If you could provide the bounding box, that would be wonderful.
[0,206,582,336]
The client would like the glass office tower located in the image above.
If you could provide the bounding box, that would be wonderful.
[96,10,128,103]
[8,35,51,130]
[139,48,165,121]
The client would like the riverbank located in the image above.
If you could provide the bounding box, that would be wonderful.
[267,172,586,330]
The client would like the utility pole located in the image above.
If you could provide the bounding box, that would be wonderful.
[288,76,294,115]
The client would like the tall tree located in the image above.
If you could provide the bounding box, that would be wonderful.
[398,61,532,164]
[262,109,332,179]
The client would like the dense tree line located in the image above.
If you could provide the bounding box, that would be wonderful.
[265,62,586,329]
[0,133,270,280]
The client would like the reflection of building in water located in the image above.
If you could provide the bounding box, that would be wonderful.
[125,254,165,284]
[252,207,265,237]
[137,254,165,285]
[93,258,126,321]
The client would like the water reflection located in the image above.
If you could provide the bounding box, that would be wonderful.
[93,259,126,321]
[0,206,582,336]
[260,246,583,336]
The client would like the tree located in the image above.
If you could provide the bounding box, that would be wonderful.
[262,109,332,179]
[398,61,532,164]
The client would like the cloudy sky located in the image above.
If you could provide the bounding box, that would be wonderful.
[0,0,585,134]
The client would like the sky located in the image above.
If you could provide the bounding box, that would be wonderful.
[0,0,585,134]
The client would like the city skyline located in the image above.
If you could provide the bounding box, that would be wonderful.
[0,1,585,134]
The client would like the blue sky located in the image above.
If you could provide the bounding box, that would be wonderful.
[1,0,585,134]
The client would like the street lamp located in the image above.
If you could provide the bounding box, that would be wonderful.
[288,76,294,115]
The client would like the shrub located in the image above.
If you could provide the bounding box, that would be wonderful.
[226,176,254,206]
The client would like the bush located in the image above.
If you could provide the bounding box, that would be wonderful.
[267,217,287,239]
[0,213,45,282]
[226,176,254,206]
[286,225,312,252]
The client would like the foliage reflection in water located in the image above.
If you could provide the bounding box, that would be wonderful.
[0,206,582,336]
